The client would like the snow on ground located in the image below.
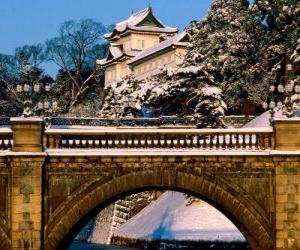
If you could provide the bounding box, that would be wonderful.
[243,108,283,128]
[113,191,245,242]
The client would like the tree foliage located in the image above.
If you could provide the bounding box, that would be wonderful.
[100,75,143,118]
[0,45,46,117]
[45,19,108,113]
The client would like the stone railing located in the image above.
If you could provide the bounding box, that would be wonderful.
[44,127,274,151]
[0,128,13,151]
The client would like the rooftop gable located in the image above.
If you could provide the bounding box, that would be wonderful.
[104,7,178,40]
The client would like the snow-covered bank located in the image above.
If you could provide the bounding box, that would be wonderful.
[113,191,245,242]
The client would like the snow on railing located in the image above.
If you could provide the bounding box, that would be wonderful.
[44,127,274,151]
[0,128,13,151]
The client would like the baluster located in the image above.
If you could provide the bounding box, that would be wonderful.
[138,135,145,148]
[150,135,154,148]
[234,134,238,149]
[203,135,207,149]
[158,135,162,148]
[101,135,105,148]
[56,135,62,149]
[219,134,224,149]
[0,138,3,150]
[249,134,253,150]
[255,134,260,150]
[236,134,240,149]
[215,134,219,150]
[8,138,12,150]
[105,135,109,148]
[198,135,201,148]
[110,135,115,148]
[124,135,129,148]
[91,136,95,149]
[160,135,164,148]
[209,134,214,149]
[229,134,233,149]
[130,135,135,148]
[169,135,174,148]
[242,134,247,149]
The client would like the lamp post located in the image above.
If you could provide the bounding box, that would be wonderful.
[263,61,300,120]
[16,64,58,117]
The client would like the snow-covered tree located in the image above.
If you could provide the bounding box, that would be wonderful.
[100,75,143,118]
[290,39,300,111]
[249,0,300,107]
[141,65,227,128]
[185,0,265,113]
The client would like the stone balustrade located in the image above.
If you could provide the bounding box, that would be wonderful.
[44,127,274,151]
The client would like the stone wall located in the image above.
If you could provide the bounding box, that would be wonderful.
[43,154,277,250]
[275,156,300,249]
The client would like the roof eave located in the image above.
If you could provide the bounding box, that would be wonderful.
[99,54,135,67]
[128,46,174,67]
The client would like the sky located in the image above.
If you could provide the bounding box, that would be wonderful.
[0,0,213,75]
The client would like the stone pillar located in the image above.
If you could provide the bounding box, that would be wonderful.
[10,156,45,250]
[10,117,45,250]
[274,119,300,249]
[274,118,300,151]
[275,158,300,250]
[10,118,43,152]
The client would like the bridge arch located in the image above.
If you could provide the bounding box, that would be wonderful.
[44,169,273,250]
[0,224,11,250]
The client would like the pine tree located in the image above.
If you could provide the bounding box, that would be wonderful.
[185,0,265,113]
[142,65,227,128]
[249,0,300,108]
[100,75,143,118]
[290,39,300,111]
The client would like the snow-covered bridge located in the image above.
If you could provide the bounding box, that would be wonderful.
[0,116,299,250]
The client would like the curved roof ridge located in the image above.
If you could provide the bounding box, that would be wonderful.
[104,7,177,40]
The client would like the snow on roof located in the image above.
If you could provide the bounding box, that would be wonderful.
[97,46,139,66]
[113,191,245,242]
[105,7,178,40]
[128,32,188,65]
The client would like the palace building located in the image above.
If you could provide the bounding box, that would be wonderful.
[97,6,188,85]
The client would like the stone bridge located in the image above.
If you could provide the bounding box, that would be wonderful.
[0,117,299,250]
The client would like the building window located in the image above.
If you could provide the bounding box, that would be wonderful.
[137,40,145,50]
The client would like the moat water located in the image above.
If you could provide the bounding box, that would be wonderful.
[68,242,141,250]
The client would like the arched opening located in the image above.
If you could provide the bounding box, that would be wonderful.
[45,171,273,250]
[68,189,250,250]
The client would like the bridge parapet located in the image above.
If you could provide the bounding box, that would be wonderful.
[0,127,13,151]
[44,127,274,151]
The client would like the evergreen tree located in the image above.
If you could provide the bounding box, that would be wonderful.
[141,65,226,127]
[290,39,300,111]
[100,75,143,118]
[185,0,265,113]
[249,0,300,108]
